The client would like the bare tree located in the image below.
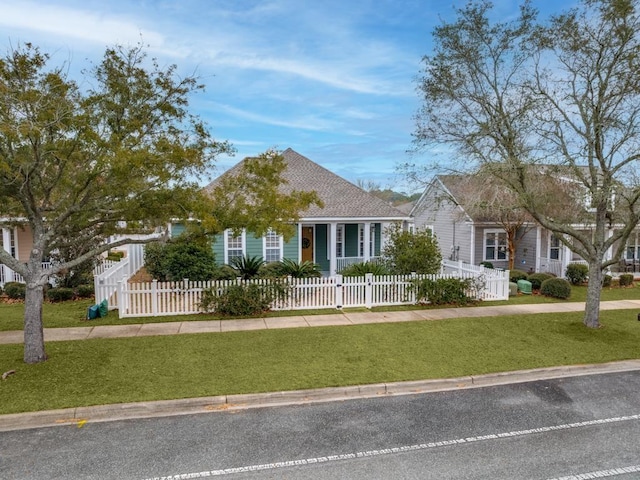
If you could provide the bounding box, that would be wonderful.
[413,0,640,328]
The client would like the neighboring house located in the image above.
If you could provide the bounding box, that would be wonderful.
[411,175,638,276]
[0,223,35,287]
[173,148,411,275]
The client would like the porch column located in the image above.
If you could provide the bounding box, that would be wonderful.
[363,222,371,262]
[2,228,13,283]
[535,227,542,272]
[469,224,475,265]
[329,222,338,275]
[297,223,303,261]
[563,243,572,277]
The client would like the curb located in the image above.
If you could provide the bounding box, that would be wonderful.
[2,359,639,432]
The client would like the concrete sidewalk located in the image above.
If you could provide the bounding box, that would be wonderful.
[2,300,640,345]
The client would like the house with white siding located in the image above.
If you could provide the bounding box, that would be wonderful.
[411,174,639,276]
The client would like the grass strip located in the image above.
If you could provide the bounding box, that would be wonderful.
[1,310,639,415]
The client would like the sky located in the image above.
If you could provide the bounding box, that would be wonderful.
[0,0,572,193]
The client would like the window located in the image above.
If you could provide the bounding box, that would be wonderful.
[550,234,561,260]
[484,230,507,261]
[225,229,244,264]
[626,233,640,261]
[0,228,17,257]
[264,230,282,262]
[370,224,376,257]
[336,225,344,258]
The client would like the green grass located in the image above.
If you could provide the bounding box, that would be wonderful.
[1,309,639,415]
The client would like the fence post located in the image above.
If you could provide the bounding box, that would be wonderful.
[117,279,124,318]
[152,279,158,315]
[365,273,373,309]
[335,274,343,309]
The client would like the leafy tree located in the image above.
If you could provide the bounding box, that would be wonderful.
[448,172,535,271]
[382,224,441,274]
[412,0,640,328]
[0,44,318,363]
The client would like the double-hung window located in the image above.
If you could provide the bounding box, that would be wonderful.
[264,230,282,263]
[626,232,640,261]
[549,234,561,260]
[484,230,507,261]
[225,229,245,264]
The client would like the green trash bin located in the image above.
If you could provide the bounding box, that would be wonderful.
[517,279,532,294]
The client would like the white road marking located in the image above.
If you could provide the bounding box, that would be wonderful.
[142,413,640,479]
[546,465,640,479]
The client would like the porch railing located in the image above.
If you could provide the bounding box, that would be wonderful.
[0,262,52,287]
[336,256,382,272]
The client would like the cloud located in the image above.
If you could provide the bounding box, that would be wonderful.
[0,1,164,47]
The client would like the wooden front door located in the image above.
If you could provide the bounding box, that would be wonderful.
[301,226,314,262]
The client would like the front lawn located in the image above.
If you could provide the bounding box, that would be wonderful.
[1,309,639,414]
[1,283,638,331]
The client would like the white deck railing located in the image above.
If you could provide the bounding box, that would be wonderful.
[0,262,52,287]
[94,244,146,309]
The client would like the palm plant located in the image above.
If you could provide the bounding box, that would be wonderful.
[277,258,321,278]
[230,255,265,279]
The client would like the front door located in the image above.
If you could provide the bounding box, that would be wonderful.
[301,226,314,263]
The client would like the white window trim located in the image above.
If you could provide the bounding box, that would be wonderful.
[483,229,508,262]
[263,230,283,263]
[224,229,246,264]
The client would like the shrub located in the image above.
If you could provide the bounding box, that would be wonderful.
[382,224,441,274]
[527,273,553,290]
[540,277,572,299]
[619,273,634,287]
[412,277,474,306]
[340,261,391,277]
[565,263,589,285]
[602,274,612,288]
[46,287,75,302]
[212,265,240,280]
[76,284,95,298]
[145,241,217,281]
[275,259,322,278]
[479,261,494,269]
[4,282,26,300]
[509,269,528,283]
[257,262,286,278]
[200,281,289,316]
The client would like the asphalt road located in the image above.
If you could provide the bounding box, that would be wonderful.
[1,371,640,480]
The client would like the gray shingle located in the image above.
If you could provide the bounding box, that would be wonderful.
[206,148,409,220]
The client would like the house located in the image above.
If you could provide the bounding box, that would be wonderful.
[0,222,35,286]
[411,174,639,276]
[173,148,411,275]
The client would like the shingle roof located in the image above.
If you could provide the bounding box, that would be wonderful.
[206,148,409,220]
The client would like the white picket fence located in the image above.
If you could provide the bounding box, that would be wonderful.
[99,265,509,318]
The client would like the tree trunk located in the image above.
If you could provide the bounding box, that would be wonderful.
[23,281,47,364]
[583,262,603,329]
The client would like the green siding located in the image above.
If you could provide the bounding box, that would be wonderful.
[375,223,381,256]
[315,224,329,271]
[283,228,299,261]
[212,233,224,265]
[246,234,263,259]
[171,223,186,238]
[345,224,359,257]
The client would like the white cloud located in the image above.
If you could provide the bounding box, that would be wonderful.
[0,1,164,47]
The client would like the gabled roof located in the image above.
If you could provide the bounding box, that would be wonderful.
[206,148,409,220]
